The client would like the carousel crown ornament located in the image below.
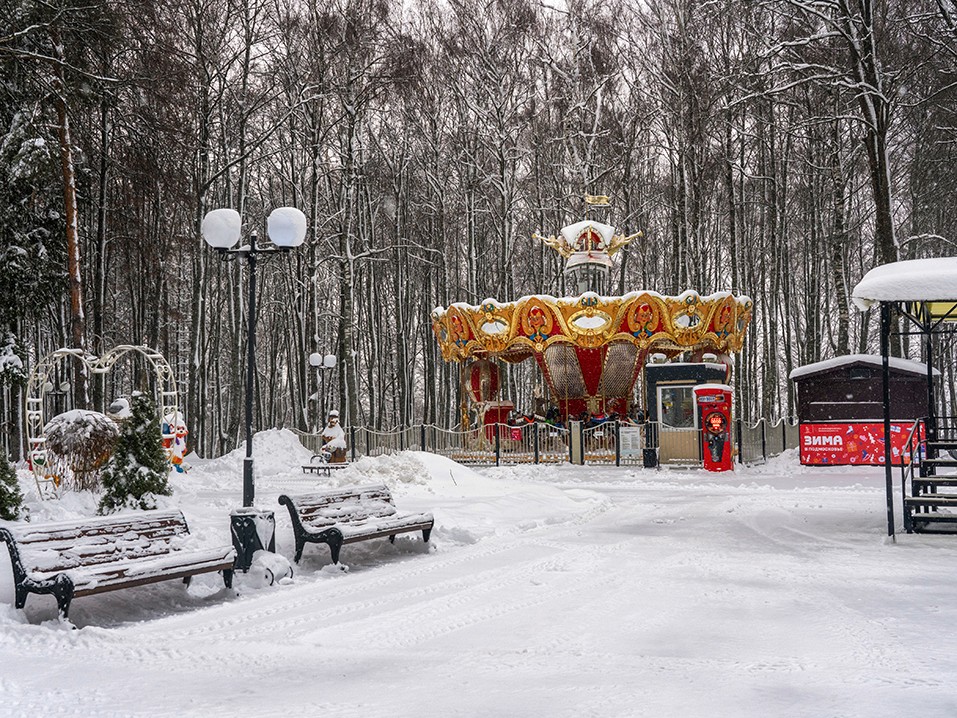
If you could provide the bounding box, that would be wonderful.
[432,196,753,425]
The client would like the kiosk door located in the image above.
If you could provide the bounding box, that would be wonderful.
[657,385,700,463]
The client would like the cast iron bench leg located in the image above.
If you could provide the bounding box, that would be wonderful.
[14,583,28,610]
[53,575,75,620]
[327,534,344,565]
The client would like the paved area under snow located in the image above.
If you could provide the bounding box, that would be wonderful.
[1,429,956,717]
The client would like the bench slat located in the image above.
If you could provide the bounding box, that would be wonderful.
[289,485,394,507]
[298,503,397,526]
[339,514,435,542]
[9,510,188,538]
[67,548,237,596]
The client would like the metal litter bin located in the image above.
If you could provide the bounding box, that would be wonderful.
[230,507,276,572]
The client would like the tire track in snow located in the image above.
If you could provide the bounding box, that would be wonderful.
[130,492,617,644]
[294,527,647,651]
[130,536,575,645]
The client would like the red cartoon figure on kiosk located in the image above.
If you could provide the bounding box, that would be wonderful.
[694,384,733,471]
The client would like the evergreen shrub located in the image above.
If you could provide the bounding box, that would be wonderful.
[98,393,172,514]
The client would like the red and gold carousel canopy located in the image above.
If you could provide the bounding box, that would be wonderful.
[432,290,753,364]
[433,290,752,417]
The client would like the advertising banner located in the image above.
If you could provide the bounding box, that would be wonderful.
[799,422,922,466]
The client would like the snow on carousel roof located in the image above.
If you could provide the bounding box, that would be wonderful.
[851,257,957,309]
[560,220,616,249]
[788,354,939,380]
[432,290,753,363]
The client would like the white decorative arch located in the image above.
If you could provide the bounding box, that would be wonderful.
[25,345,180,499]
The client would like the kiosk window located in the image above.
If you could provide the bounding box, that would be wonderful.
[659,386,696,428]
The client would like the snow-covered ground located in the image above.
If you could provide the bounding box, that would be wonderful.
[2,429,957,717]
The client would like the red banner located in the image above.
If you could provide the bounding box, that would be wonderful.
[799,422,922,466]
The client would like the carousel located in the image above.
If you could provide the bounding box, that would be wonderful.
[431,200,753,449]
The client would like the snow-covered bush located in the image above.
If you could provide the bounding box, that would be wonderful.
[0,454,23,521]
[98,393,171,513]
[44,409,119,491]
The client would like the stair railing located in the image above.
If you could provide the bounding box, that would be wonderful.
[900,417,927,533]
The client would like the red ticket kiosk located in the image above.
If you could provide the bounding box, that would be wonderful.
[694,384,733,472]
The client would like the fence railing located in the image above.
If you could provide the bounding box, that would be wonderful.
[291,417,799,468]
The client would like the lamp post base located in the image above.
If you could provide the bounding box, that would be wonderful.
[230,507,276,572]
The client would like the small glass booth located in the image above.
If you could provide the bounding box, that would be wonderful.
[645,360,731,466]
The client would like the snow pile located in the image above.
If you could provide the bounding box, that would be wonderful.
[189,428,314,485]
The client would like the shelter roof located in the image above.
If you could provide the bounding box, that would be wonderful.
[851,257,957,309]
[788,354,939,381]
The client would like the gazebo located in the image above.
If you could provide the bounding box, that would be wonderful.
[851,257,957,536]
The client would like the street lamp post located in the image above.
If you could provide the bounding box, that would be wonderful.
[308,352,337,428]
[202,206,306,571]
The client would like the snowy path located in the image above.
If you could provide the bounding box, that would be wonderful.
[3,445,957,717]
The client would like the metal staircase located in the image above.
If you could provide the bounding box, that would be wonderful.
[903,418,957,533]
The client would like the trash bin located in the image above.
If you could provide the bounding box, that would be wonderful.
[643,447,658,468]
[230,507,276,572]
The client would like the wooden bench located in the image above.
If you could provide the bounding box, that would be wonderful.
[0,509,236,619]
[302,454,350,476]
[278,484,433,564]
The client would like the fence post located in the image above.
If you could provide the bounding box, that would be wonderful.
[761,420,767,461]
[420,424,426,453]
[350,426,357,461]
[534,422,540,465]
[365,428,370,458]
[736,418,743,464]
[495,425,501,467]
[615,420,621,466]
[782,419,787,454]
[568,421,585,465]
[400,428,405,452]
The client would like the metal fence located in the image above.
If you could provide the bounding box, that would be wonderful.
[291,417,798,468]
[736,418,800,465]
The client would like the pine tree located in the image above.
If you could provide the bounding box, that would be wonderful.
[98,393,171,514]
[0,455,23,521]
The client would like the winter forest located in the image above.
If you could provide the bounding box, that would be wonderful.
[2,0,957,460]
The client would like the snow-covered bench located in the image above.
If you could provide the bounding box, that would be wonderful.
[0,510,236,619]
[278,484,433,564]
[302,454,350,476]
